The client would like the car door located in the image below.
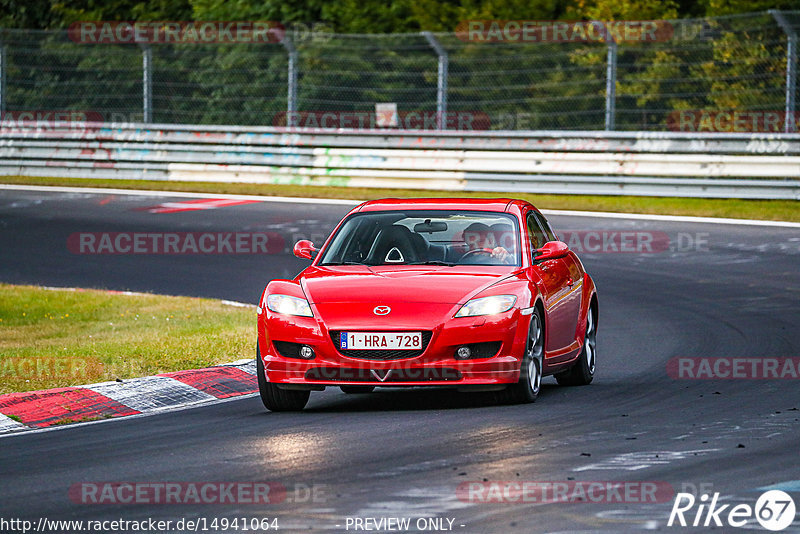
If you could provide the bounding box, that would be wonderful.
[526,211,581,357]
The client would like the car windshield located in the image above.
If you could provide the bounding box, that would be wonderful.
[318,210,520,266]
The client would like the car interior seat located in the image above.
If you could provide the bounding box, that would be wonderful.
[366,225,422,264]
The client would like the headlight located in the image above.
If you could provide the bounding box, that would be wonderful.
[455,295,517,318]
[266,294,313,317]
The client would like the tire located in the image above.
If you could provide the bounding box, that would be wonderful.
[256,345,310,412]
[340,386,375,394]
[496,307,543,404]
[555,304,596,386]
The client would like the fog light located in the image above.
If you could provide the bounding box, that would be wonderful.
[456,346,472,360]
[299,345,315,359]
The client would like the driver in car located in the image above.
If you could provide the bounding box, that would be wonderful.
[462,223,514,264]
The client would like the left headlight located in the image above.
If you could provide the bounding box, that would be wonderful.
[455,295,517,318]
[266,294,314,317]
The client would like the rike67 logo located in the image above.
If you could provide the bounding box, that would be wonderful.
[668,490,796,531]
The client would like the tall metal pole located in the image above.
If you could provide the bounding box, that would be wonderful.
[771,10,797,133]
[0,44,6,116]
[282,37,298,122]
[142,45,152,123]
[422,32,448,130]
[605,39,617,131]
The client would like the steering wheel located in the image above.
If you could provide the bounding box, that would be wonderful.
[460,248,494,261]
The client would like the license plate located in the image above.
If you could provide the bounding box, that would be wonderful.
[340,332,422,350]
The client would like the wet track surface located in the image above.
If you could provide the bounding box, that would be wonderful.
[1,187,799,532]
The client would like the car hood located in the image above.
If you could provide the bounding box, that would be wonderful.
[299,265,517,329]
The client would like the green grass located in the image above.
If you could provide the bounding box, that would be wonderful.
[51,415,110,426]
[0,284,254,395]
[2,175,799,222]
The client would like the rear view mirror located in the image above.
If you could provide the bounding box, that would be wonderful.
[414,220,448,233]
[534,241,569,261]
[293,240,318,260]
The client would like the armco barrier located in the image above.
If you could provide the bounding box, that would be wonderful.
[1,123,799,199]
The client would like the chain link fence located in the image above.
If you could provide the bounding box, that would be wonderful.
[0,10,798,131]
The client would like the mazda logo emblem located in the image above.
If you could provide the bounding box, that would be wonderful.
[373,306,391,316]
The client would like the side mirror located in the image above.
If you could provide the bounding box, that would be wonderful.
[534,240,569,262]
[293,240,318,260]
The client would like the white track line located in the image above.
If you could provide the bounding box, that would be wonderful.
[38,286,253,308]
[540,208,800,228]
[2,183,799,227]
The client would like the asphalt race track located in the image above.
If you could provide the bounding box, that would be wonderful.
[1,186,799,533]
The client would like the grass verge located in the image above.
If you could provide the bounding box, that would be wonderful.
[0,283,253,395]
[2,176,799,222]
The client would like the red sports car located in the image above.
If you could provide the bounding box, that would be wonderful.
[256,198,597,411]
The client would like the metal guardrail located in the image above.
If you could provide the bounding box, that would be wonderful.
[1,123,799,199]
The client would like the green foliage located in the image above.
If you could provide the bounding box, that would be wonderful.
[0,3,795,132]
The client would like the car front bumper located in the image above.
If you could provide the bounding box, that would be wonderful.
[257,308,528,387]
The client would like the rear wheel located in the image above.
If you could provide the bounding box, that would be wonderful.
[497,307,543,404]
[340,386,375,394]
[555,305,596,386]
[256,345,310,411]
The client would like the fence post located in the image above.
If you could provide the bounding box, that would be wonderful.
[605,35,617,131]
[422,32,448,129]
[282,37,298,122]
[0,43,6,115]
[142,45,152,123]
[771,10,797,133]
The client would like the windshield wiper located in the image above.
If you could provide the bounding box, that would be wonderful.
[320,261,367,266]
[407,260,458,266]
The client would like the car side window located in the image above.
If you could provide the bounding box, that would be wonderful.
[531,211,557,242]
[526,212,547,251]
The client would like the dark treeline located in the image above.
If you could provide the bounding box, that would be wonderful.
[2,0,799,31]
[1,1,798,130]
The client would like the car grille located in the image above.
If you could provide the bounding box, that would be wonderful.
[328,331,433,360]
[305,367,462,382]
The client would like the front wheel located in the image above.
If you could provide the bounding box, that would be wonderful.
[256,346,310,411]
[497,307,543,404]
[555,305,596,386]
